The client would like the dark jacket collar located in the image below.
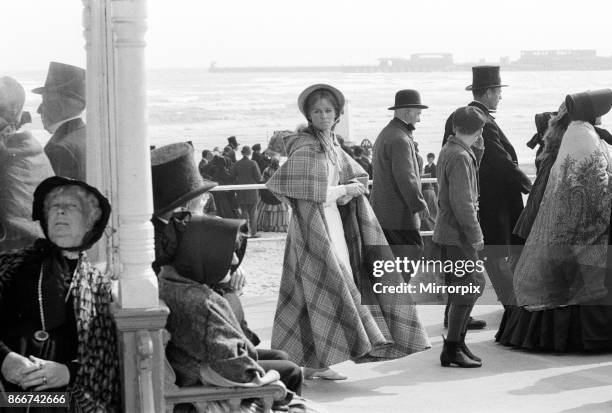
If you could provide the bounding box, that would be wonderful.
[53,117,85,139]
[391,117,415,136]
[468,101,495,119]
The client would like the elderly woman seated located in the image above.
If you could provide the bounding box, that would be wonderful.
[0,176,120,412]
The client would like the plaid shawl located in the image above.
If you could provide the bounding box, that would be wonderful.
[515,121,612,310]
[266,132,430,368]
[0,242,120,412]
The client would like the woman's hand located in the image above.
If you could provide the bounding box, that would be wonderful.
[230,267,246,292]
[337,195,353,205]
[19,356,70,390]
[0,352,37,385]
[344,182,367,198]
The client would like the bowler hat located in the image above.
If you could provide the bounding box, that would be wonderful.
[241,146,252,156]
[388,89,428,110]
[32,176,111,251]
[32,62,86,103]
[227,136,239,148]
[297,83,345,117]
[251,143,261,151]
[151,142,217,217]
[466,66,508,91]
[565,89,612,122]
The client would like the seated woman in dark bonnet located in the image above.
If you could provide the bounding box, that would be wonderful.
[0,176,120,412]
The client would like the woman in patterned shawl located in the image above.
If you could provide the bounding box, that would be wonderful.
[266,84,430,380]
[497,89,612,351]
[0,176,120,412]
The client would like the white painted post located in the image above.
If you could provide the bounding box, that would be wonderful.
[82,0,116,268]
[111,0,159,309]
[83,1,168,411]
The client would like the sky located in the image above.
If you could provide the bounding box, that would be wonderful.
[1,0,611,70]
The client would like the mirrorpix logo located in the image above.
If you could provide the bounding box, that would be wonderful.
[370,256,485,295]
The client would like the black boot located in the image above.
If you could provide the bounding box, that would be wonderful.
[460,332,482,362]
[440,336,482,368]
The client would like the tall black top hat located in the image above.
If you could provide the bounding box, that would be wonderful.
[32,62,86,103]
[466,66,508,91]
[151,142,217,217]
[565,89,612,122]
[388,89,428,110]
[227,136,239,148]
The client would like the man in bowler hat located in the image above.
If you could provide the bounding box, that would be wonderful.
[371,89,429,255]
[443,66,532,320]
[32,62,87,181]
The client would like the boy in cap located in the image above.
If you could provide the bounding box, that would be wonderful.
[434,106,488,368]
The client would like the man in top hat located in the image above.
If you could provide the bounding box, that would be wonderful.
[371,89,429,255]
[32,62,87,181]
[226,136,239,163]
[231,146,263,238]
[442,66,532,319]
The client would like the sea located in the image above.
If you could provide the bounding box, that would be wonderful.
[12,68,612,173]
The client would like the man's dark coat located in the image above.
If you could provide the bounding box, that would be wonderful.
[443,101,531,248]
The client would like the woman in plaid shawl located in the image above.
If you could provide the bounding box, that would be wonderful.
[0,176,120,412]
[266,84,430,381]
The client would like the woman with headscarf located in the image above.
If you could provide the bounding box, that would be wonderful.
[497,89,612,351]
[158,214,303,398]
[257,157,289,232]
[0,176,120,411]
[266,84,430,380]
[0,76,54,252]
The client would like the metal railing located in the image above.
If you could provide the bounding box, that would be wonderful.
[209,175,537,239]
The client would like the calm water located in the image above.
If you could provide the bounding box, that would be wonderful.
[12,68,612,170]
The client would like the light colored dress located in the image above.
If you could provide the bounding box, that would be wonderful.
[323,146,352,273]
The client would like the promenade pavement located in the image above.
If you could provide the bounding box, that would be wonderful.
[243,296,612,413]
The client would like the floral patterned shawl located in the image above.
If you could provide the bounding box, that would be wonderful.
[514,121,612,310]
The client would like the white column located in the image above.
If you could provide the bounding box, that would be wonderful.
[111,0,158,308]
[83,0,116,268]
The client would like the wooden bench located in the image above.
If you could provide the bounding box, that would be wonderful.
[162,331,287,413]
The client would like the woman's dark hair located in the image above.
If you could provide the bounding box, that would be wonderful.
[304,89,341,121]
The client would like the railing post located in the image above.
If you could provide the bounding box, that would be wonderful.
[83,0,168,411]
